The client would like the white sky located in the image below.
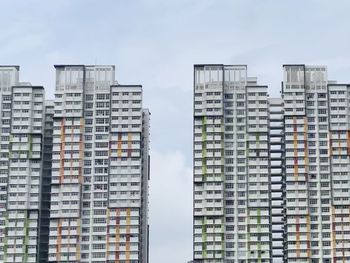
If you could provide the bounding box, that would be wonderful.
[1,0,350,262]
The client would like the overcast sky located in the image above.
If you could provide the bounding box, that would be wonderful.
[1,0,350,262]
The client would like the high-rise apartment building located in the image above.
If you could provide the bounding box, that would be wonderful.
[282,65,350,262]
[0,66,19,262]
[0,66,53,263]
[193,65,271,262]
[48,65,150,263]
[193,64,350,263]
[0,64,150,263]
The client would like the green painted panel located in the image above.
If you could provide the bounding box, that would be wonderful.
[29,134,33,158]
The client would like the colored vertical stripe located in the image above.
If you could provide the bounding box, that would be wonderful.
[127,133,132,157]
[293,117,298,180]
[296,215,300,257]
[115,208,120,263]
[126,208,131,261]
[57,219,62,261]
[347,131,350,155]
[76,218,81,261]
[28,134,33,159]
[117,133,122,157]
[304,118,308,181]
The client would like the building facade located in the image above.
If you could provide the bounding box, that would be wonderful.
[0,66,53,263]
[283,65,350,262]
[193,65,271,262]
[193,64,350,263]
[48,65,150,263]
[0,66,19,262]
[0,65,150,263]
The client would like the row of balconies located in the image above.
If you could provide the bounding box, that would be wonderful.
[194,161,222,167]
[248,201,270,207]
[7,222,38,230]
[7,229,38,237]
[51,162,81,169]
[194,135,222,142]
[55,104,83,111]
[108,199,141,207]
[6,203,40,210]
[11,136,41,143]
[8,173,41,180]
[247,168,269,174]
[194,218,222,225]
[10,125,43,132]
[109,120,143,128]
[8,184,40,192]
[247,110,269,117]
[51,184,80,194]
[51,140,82,147]
[193,228,222,235]
[51,177,81,185]
[48,193,83,203]
[52,130,82,137]
[110,101,142,108]
[4,255,36,263]
[7,195,39,202]
[105,229,140,236]
[194,154,223,160]
[194,194,224,201]
[194,245,225,253]
[194,235,223,243]
[194,204,223,211]
[194,144,223,151]
[194,126,223,133]
[109,125,142,132]
[108,210,140,217]
[50,204,80,211]
[48,255,79,262]
[111,93,142,100]
[49,211,80,218]
[6,238,38,246]
[48,247,80,254]
[194,210,223,217]
[194,120,222,126]
[109,197,141,203]
[108,175,141,183]
[109,111,142,118]
[101,219,140,226]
